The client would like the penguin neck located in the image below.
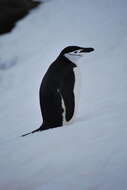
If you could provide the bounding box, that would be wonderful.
[57,55,77,68]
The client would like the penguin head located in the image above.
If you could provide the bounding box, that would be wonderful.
[61,46,94,63]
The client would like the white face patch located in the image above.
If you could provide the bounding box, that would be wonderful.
[64,49,85,63]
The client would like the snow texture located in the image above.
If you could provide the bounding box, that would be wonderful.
[0,0,127,189]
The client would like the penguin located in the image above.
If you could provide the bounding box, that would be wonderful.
[22,46,94,136]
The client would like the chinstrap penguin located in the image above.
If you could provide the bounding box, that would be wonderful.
[22,46,94,136]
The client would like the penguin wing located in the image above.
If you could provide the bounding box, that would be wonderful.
[60,70,75,121]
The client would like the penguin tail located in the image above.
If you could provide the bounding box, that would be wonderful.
[21,125,43,137]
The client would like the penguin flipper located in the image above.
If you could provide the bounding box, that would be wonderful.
[62,90,75,121]
[61,70,75,121]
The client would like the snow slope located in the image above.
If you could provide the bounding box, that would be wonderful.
[0,0,127,189]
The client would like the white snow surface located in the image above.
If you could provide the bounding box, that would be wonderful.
[0,0,127,189]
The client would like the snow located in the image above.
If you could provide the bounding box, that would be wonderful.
[0,0,127,189]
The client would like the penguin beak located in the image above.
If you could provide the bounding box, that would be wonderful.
[81,47,94,53]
